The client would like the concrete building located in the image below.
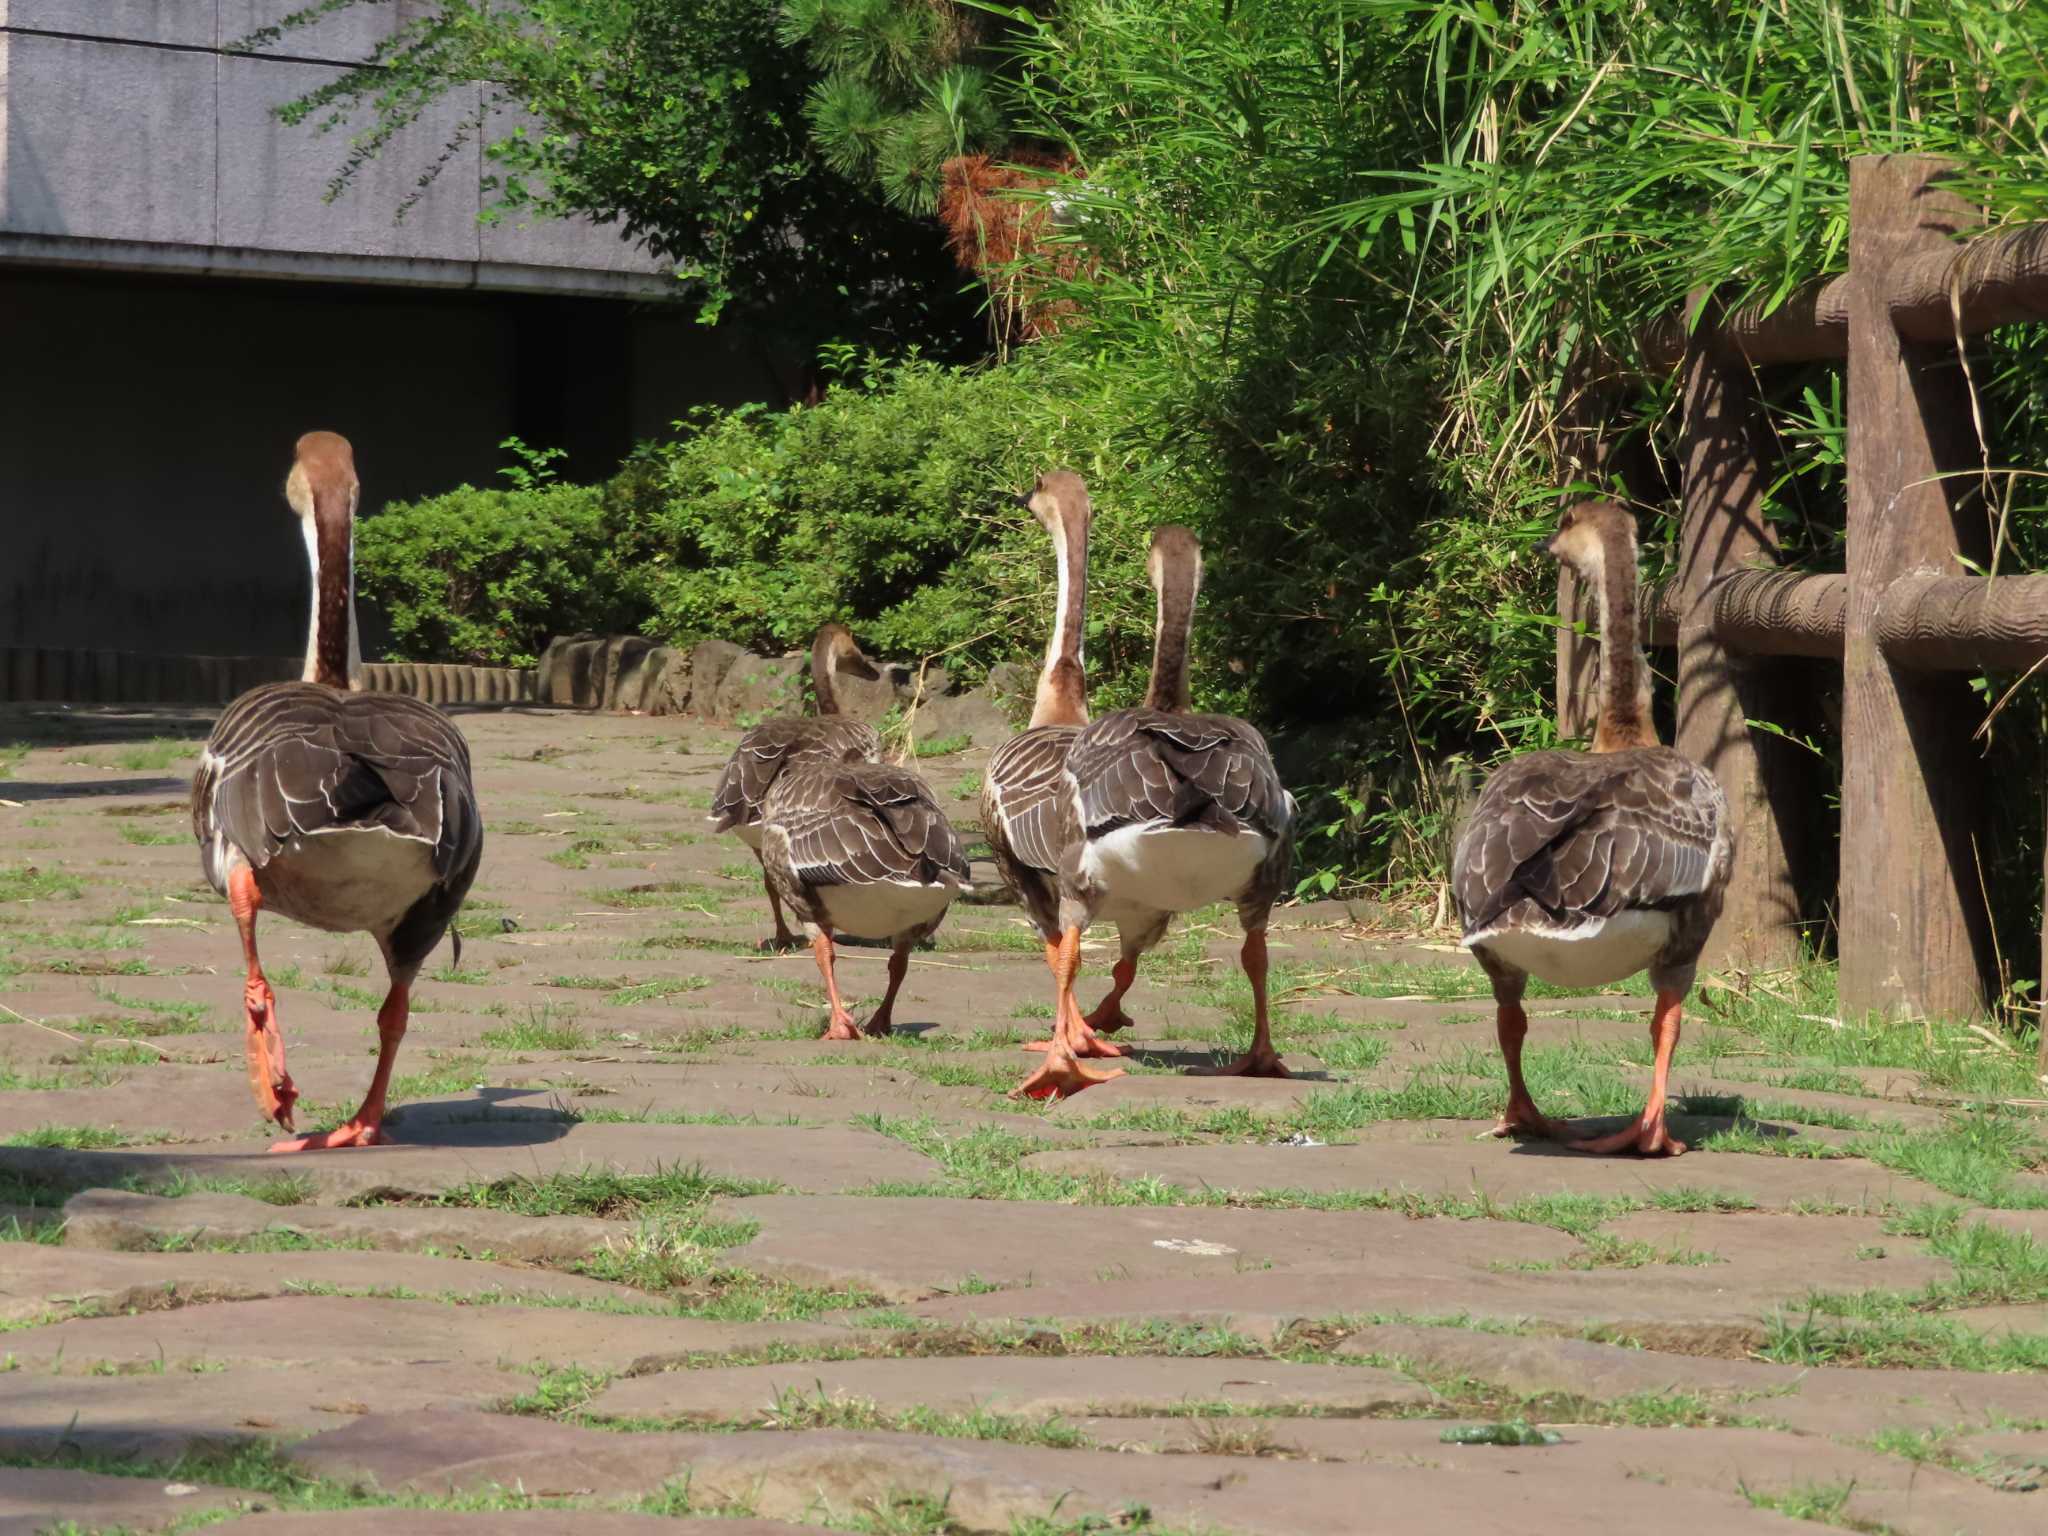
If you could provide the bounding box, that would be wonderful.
[1,1,778,668]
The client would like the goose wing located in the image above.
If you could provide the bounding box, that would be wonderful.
[982,725,1081,877]
[1068,708,1293,842]
[1452,747,1727,944]
[711,717,881,832]
[193,684,480,888]
[768,760,969,890]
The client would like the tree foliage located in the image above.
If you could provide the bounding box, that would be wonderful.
[252,0,980,350]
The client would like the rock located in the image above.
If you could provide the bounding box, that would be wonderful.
[535,635,657,710]
[825,662,898,723]
[983,660,1033,705]
[905,687,1011,750]
[686,638,745,711]
[536,633,608,708]
[615,644,690,716]
[892,663,955,703]
[712,654,805,726]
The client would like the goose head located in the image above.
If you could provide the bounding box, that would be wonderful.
[1545,500,1636,582]
[1016,471,1093,729]
[811,622,881,716]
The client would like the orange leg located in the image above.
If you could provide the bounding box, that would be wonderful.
[1022,935,1125,1059]
[1082,955,1140,1035]
[229,866,297,1132]
[866,943,910,1037]
[1487,1001,1564,1139]
[1194,930,1290,1077]
[1013,927,1125,1100]
[813,930,860,1041]
[1567,988,1688,1157]
[271,982,407,1153]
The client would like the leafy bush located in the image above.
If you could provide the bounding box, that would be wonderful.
[356,476,659,667]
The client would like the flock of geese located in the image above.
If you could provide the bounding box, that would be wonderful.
[189,434,1729,1158]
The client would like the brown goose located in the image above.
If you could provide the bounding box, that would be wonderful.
[710,624,884,950]
[1451,500,1731,1157]
[981,471,1096,997]
[759,738,970,1039]
[192,432,483,1152]
[1015,526,1297,1099]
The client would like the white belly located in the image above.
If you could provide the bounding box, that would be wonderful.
[734,823,764,852]
[1080,823,1268,918]
[1477,909,1675,989]
[256,829,439,937]
[818,879,956,940]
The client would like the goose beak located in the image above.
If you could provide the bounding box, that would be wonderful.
[1011,491,1034,510]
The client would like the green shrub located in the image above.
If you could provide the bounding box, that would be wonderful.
[356,478,660,667]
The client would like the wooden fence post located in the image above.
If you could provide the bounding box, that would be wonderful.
[1677,297,1804,967]
[1840,156,1997,1019]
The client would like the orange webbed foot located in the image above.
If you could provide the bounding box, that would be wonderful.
[1564,1114,1686,1158]
[1011,1048,1125,1101]
[271,1119,385,1154]
[1083,1003,1136,1036]
[821,1013,862,1042]
[1484,1096,1567,1142]
[241,983,297,1130]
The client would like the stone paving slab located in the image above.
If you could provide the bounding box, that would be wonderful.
[1073,1417,2038,1536]
[64,1188,624,1262]
[1022,1134,1947,1209]
[1,1243,655,1324]
[589,1354,1435,1424]
[0,1122,933,1203]
[714,1194,1578,1302]
[0,1076,263,1145]
[0,1295,849,1375]
[217,1517,815,1535]
[1337,1323,2048,1438]
[287,1412,1796,1534]
[0,1364,524,1461]
[0,1468,250,1536]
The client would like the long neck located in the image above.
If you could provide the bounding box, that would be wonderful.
[1029,512,1089,728]
[1589,537,1658,752]
[811,635,843,716]
[1143,557,1196,714]
[302,510,357,690]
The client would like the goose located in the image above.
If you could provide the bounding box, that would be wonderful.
[1451,500,1731,1157]
[1015,525,1297,1099]
[979,472,1125,1051]
[710,624,884,950]
[758,733,970,1042]
[191,432,483,1152]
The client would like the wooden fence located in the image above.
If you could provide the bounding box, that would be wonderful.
[1558,155,2048,1060]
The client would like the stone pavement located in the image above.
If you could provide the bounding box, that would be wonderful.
[0,703,2042,1534]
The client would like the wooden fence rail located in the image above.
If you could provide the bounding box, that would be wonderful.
[1561,155,2048,1065]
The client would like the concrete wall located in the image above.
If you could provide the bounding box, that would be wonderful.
[0,1,669,293]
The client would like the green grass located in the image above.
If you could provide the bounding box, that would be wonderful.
[606,976,711,1007]
[1849,1115,2048,1208]
[2,1124,136,1150]
[116,824,186,847]
[107,738,197,772]
[479,1007,588,1052]
[913,732,973,757]
[0,865,83,903]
